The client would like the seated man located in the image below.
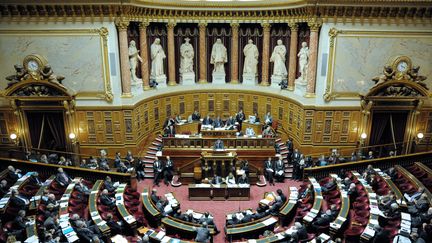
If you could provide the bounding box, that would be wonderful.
[225,116,237,130]
[262,126,274,137]
[192,110,201,121]
[202,115,213,126]
[211,174,224,185]
[10,190,29,211]
[7,166,22,183]
[321,178,337,193]
[213,139,224,150]
[104,176,117,193]
[405,187,425,203]
[13,210,28,235]
[100,189,115,208]
[151,188,161,204]
[312,210,333,231]
[199,212,219,233]
[226,173,236,185]
[55,168,72,187]
[194,222,211,243]
[238,174,249,185]
[106,213,123,235]
[276,189,287,204]
[274,155,285,182]
[213,116,224,128]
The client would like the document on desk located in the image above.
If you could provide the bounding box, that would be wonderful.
[262,217,277,226]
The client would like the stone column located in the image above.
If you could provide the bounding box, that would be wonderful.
[230,23,240,84]
[287,22,298,91]
[139,21,150,91]
[305,21,321,97]
[167,22,177,86]
[116,20,132,97]
[260,23,271,86]
[198,22,207,84]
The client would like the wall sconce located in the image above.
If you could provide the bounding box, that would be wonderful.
[10,133,19,146]
[416,132,424,144]
[360,132,367,145]
[69,132,77,145]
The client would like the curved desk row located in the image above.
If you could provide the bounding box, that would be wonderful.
[138,227,198,243]
[29,175,55,211]
[225,215,278,240]
[89,180,110,236]
[329,174,349,237]
[115,183,137,228]
[303,177,323,225]
[351,171,379,242]
[279,186,298,226]
[59,179,80,243]
[373,168,405,207]
[395,165,432,200]
[141,188,162,228]
[0,171,33,213]
[162,216,215,241]
[24,215,38,242]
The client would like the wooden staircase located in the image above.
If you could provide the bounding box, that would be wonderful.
[142,134,163,179]
[275,137,293,179]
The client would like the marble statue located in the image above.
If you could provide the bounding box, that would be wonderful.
[296,41,309,84]
[128,40,143,84]
[270,39,287,78]
[179,38,194,74]
[150,38,166,79]
[243,39,259,76]
[210,38,228,74]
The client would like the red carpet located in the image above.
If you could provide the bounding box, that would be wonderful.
[137,179,302,242]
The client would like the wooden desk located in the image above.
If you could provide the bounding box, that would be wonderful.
[29,175,55,211]
[225,215,278,240]
[279,186,298,226]
[396,165,432,200]
[188,184,250,201]
[175,122,200,135]
[116,184,137,229]
[59,179,80,243]
[89,180,111,236]
[0,172,33,213]
[241,122,263,135]
[162,216,215,240]
[201,129,237,137]
[141,188,162,228]
[144,227,198,243]
[351,171,379,242]
[329,174,349,237]
[163,137,275,150]
[200,151,237,178]
[303,177,323,225]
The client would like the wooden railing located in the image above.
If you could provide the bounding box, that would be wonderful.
[303,151,432,180]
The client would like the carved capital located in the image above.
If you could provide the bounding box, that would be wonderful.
[308,20,322,31]
[328,28,340,48]
[115,19,129,30]
[166,22,176,30]
[198,22,208,30]
[139,21,150,30]
[230,22,240,29]
[288,22,298,31]
[261,23,271,32]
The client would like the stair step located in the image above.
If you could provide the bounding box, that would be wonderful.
[147,151,157,155]
[280,151,288,155]
[143,159,154,163]
[155,138,163,142]
[149,147,159,151]
[279,146,287,150]
[144,165,153,168]
[145,155,157,160]
[144,175,154,178]
[275,138,282,143]
[144,169,154,173]
[152,142,162,146]
[285,168,293,172]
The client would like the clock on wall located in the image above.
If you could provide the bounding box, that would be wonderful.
[23,54,48,74]
[391,56,412,78]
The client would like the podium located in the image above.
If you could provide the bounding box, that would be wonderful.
[196,151,237,179]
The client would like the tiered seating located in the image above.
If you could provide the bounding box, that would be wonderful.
[395,165,432,199]
[303,178,323,227]
[115,183,138,229]
[89,180,111,237]
[329,174,349,238]
[294,181,314,222]
[1,172,35,221]
[29,175,55,212]
[408,162,432,193]
[141,188,162,228]
[142,135,163,179]
[343,171,370,242]
[59,180,80,242]
[279,186,298,226]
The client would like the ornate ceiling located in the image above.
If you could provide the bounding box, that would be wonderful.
[0,0,431,23]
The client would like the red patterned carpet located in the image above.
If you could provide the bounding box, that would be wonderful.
[137,179,302,243]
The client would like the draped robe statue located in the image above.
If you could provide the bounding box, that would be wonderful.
[270,39,288,78]
[150,38,166,79]
[210,38,228,74]
[296,41,309,84]
[243,39,259,76]
[179,38,194,74]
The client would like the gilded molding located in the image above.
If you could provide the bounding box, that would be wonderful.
[288,22,299,31]
[139,21,150,29]
[115,19,129,30]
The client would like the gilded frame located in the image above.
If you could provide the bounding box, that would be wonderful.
[0,28,113,102]
[323,28,432,102]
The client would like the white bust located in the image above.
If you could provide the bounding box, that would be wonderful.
[150,38,166,79]
[210,38,228,74]
[297,41,309,84]
[179,37,194,75]
[243,39,259,76]
[270,39,287,78]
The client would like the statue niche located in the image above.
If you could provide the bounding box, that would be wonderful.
[364,56,429,99]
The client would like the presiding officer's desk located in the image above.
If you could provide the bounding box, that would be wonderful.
[162,136,275,150]
[189,183,250,201]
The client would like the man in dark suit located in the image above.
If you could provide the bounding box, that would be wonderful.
[55,168,72,187]
[213,139,224,150]
[0,180,8,198]
[286,138,294,164]
[76,221,98,242]
[28,172,42,187]
[227,214,239,226]
[211,174,223,185]
[213,116,224,128]
[312,210,333,231]
[100,189,115,208]
[202,115,213,125]
[274,156,285,182]
[151,188,160,204]
[293,222,308,242]
[163,156,174,186]
[236,109,245,130]
[104,176,117,193]
[225,116,236,128]
[240,211,253,223]
[106,213,123,235]
[192,110,201,121]
[7,166,21,183]
[238,174,249,184]
[277,189,287,204]
[199,212,219,233]
[322,178,337,193]
[264,157,275,186]
[153,158,163,186]
[13,210,28,236]
[10,190,28,210]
